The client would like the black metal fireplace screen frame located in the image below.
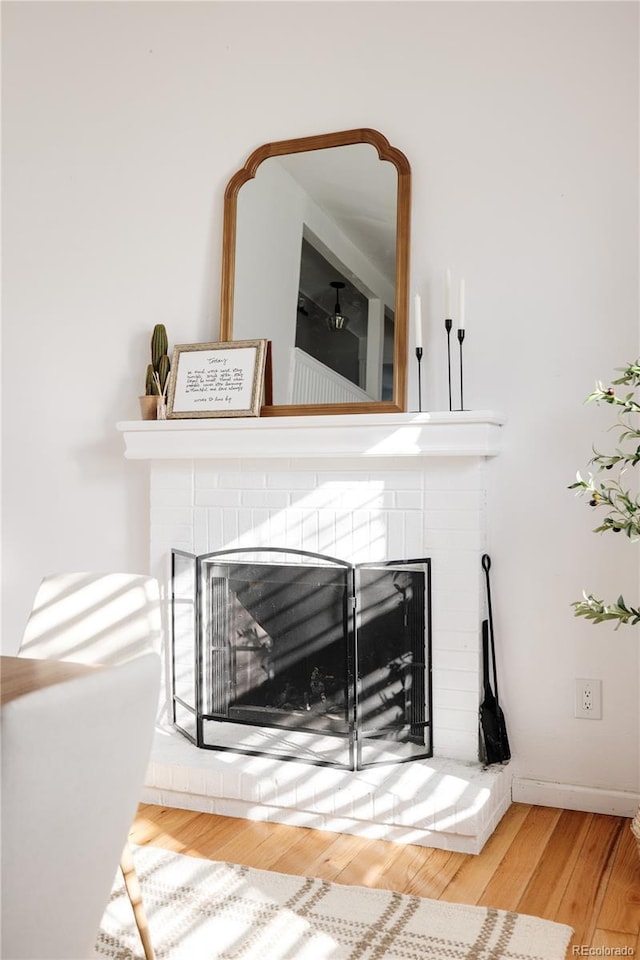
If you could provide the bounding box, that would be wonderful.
[171,547,432,771]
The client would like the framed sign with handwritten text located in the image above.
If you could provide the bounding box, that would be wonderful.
[167,340,268,418]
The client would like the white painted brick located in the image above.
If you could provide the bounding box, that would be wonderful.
[282,510,304,549]
[433,730,479,762]
[218,770,243,799]
[195,489,242,507]
[316,470,374,485]
[194,464,220,489]
[317,512,337,555]
[206,508,223,549]
[151,527,193,549]
[169,765,193,793]
[436,588,481,614]
[184,767,207,797]
[432,608,480,632]
[433,649,479,672]
[240,490,289,509]
[301,512,319,552]
[432,630,480,652]
[151,462,194,490]
[236,508,256,539]
[386,512,405,557]
[217,471,267,490]
[222,511,239,545]
[204,769,224,797]
[267,471,320,490]
[193,507,209,555]
[431,551,483,579]
[396,491,423,509]
[433,707,479,733]
[422,463,483,491]
[152,486,194,508]
[433,669,479,692]
[403,512,426,558]
[374,470,423,490]
[433,688,479,712]
[151,506,194,527]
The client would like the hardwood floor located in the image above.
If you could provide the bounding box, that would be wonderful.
[131,801,640,957]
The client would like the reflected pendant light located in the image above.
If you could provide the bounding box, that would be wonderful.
[327,281,350,332]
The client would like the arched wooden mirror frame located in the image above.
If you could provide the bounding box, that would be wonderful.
[219,128,411,417]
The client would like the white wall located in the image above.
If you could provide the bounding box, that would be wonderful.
[2,2,638,800]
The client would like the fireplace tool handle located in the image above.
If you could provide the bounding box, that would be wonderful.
[480,554,511,765]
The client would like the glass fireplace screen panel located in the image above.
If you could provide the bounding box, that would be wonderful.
[171,550,198,726]
[355,561,432,768]
[201,560,353,739]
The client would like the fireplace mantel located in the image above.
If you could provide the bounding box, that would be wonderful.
[117,410,505,461]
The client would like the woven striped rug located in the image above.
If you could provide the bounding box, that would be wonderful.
[95,844,572,960]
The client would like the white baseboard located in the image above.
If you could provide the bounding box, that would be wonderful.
[512,777,640,817]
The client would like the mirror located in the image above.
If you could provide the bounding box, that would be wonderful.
[219,129,410,416]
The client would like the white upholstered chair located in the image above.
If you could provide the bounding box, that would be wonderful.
[16,572,164,960]
[1,653,161,960]
[19,572,162,665]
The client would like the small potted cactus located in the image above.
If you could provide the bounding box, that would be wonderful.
[139,324,171,420]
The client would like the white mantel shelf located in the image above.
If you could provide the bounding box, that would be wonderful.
[117,411,505,460]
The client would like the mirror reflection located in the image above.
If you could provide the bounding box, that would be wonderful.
[220,130,410,415]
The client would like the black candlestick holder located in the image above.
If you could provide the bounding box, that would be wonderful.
[445,319,453,411]
[415,347,423,412]
[457,328,466,410]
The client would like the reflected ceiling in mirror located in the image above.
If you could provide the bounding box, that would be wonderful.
[219,129,410,416]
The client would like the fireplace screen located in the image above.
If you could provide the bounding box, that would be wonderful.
[171,548,432,770]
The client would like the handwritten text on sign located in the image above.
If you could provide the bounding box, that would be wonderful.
[174,347,257,412]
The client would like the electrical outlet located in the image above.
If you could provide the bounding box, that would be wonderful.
[574,678,602,719]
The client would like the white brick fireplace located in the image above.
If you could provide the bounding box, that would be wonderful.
[118,410,512,853]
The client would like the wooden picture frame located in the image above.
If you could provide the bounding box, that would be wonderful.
[167,340,268,419]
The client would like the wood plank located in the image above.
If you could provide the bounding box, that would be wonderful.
[596,819,640,936]
[592,928,639,952]
[130,806,205,851]
[404,847,468,899]
[477,805,562,911]
[191,817,284,862]
[556,814,624,949]
[516,808,593,921]
[269,826,352,878]
[133,807,250,857]
[440,802,532,905]
[289,832,377,883]
[330,836,410,889]
[364,841,436,893]
[209,818,308,868]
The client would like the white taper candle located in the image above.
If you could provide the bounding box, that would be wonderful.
[445,269,452,318]
[414,294,422,349]
[459,279,466,329]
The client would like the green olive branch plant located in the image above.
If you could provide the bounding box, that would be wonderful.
[569,359,640,627]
